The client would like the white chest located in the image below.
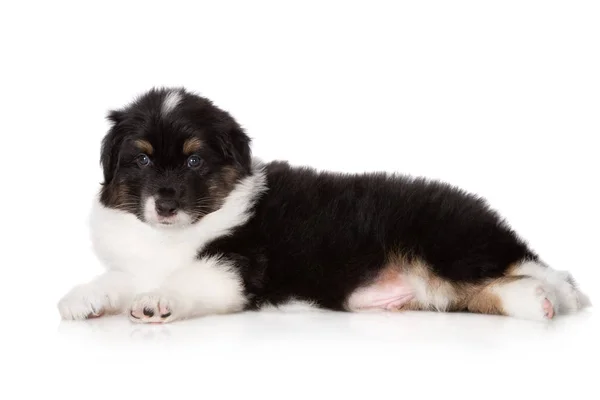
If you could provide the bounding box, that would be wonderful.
[89,202,207,290]
[86,165,266,292]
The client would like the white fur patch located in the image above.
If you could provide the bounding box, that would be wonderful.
[511,260,590,313]
[129,255,247,323]
[58,271,133,320]
[60,161,268,320]
[161,91,182,115]
[491,277,556,321]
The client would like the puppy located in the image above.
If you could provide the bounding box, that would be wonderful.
[58,87,590,323]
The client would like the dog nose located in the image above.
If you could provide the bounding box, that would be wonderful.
[155,198,179,217]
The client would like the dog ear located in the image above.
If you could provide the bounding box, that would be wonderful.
[100,110,126,184]
[215,121,252,173]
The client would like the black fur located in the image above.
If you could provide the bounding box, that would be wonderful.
[201,162,537,310]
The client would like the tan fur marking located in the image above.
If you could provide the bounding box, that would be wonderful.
[183,138,203,154]
[222,166,240,186]
[466,286,505,315]
[106,183,130,209]
[192,166,243,221]
[386,255,457,311]
[133,139,153,155]
[208,166,240,204]
[380,253,527,314]
[465,276,524,316]
[362,253,540,316]
[457,261,526,315]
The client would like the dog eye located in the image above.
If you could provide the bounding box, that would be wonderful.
[187,155,202,168]
[136,154,150,167]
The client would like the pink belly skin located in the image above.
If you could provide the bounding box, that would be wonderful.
[347,271,415,311]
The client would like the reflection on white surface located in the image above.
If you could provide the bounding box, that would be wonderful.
[8,303,594,400]
[57,308,595,347]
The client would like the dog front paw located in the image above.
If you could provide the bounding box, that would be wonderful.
[128,292,182,324]
[58,284,116,320]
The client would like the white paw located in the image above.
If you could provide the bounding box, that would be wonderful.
[58,284,117,320]
[513,261,590,315]
[495,278,557,321]
[129,292,181,324]
[549,276,580,314]
[546,270,592,313]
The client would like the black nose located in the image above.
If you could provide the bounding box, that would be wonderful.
[155,198,179,217]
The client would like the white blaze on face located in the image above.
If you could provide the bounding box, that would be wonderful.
[161,91,182,115]
[143,196,193,228]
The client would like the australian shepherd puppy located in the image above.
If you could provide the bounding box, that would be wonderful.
[58,87,590,323]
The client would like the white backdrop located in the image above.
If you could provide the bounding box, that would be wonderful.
[1,1,598,399]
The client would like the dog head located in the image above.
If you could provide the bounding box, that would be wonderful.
[98,87,251,228]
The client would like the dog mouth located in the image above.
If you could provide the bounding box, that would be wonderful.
[143,197,193,228]
[154,214,188,227]
[157,215,177,225]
